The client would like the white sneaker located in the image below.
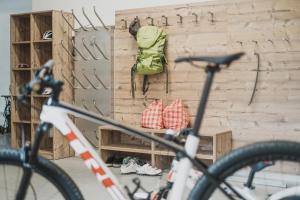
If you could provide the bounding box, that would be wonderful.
[120,157,138,174]
[136,163,162,176]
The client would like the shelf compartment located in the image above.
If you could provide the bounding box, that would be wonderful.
[100,150,151,166]
[154,155,173,170]
[33,97,48,121]
[11,70,31,95]
[32,12,52,41]
[100,129,151,150]
[11,15,30,42]
[11,123,31,148]
[154,133,213,156]
[11,43,31,69]
[33,42,52,68]
[33,124,54,153]
[12,96,31,121]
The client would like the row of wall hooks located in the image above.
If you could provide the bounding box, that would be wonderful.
[120,11,215,29]
[61,38,108,61]
[62,69,108,90]
[61,6,108,32]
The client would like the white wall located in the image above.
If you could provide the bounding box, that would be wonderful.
[32,0,212,26]
[0,0,32,121]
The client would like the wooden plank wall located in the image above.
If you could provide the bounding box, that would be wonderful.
[114,0,300,149]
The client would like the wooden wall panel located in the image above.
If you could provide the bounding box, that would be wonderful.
[114,0,300,149]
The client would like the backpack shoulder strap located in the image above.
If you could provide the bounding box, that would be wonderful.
[142,75,149,95]
[131,64,137,98]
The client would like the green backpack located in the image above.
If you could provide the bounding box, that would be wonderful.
[131,26,168,98]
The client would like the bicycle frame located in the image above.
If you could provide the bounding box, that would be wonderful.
[16,64,225,200]
[38,101,198,200]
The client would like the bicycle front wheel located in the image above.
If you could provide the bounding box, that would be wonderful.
[190,141,300,200]
[0,148,83,200]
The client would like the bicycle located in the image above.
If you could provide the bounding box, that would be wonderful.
[0,95,11,135]
[1,52,299,200]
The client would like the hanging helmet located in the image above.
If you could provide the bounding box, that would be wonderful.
[42,30,53,40]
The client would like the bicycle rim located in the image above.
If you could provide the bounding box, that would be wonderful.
[189,141,300,200]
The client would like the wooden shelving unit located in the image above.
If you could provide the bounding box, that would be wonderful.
[10,11,74,159]
[99,125,232,169]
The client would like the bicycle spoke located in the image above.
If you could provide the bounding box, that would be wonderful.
[29,183,37,200]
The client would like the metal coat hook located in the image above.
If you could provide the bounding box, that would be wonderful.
[72,40,88,61]
[236,41,243,46]
[82,99,89,110]
[192,13,198,23]
[176,14,183,24]
[161,15,168,26]
[82,69,101,90]
[61,69,80,89]
[72,70,90,89]
[93,38,109,60]
[61,10,76,31]
[93,6,108,30]
[248,53,260,105]
[121,19,127,29]
[208,11,215,23]
[82,38,99,60]
[93,69,108,89]
[61,40,75,60]
[146,16,154,26]
[283,37,291,45]
[93,99,104,116]
[72,9,88,31]
[267,39,274,46]
[82,7,97,31]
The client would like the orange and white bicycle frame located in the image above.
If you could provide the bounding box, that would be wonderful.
[40,102,199,200]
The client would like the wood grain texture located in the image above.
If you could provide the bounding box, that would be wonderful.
[10,11,74,159]
[113,0,300,149]
[98,126,231,167]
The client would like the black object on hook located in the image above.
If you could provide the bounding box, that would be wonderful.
[208,11,214,23]
[93,6,108,30]
[61,10,76,31]
[176,14,183,24]
[82,7,97,31]
[121,19,127,29]
[248,53,260,105]
[192,12,198,23]
[72,9,88,31]
[162,15,168,26]
[146,16,154,26]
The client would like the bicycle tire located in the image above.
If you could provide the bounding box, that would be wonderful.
[189,140,300,200]
[0,148,84,200]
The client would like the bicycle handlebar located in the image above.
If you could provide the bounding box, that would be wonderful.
[18,60,55,101]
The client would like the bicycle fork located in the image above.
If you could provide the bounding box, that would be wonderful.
[15,122,51,200]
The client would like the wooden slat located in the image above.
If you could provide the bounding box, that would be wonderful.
[113,0,300,150]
